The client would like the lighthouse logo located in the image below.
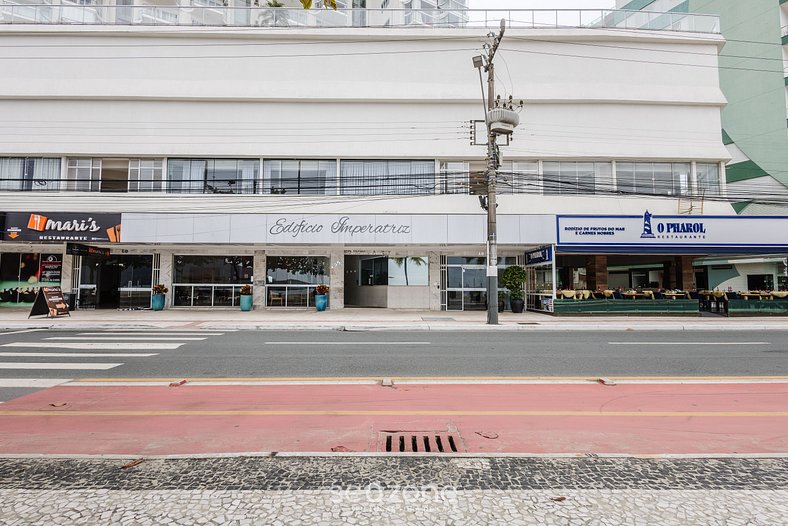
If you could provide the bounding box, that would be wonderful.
[640,210,656,239]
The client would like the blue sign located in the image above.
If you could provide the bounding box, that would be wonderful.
[526,246,552,265]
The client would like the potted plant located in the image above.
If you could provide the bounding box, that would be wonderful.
[500,265,527,313]
[151,284,168,311]
[314,284,329,312]
[497,291,507,313]
[239,284,253,312]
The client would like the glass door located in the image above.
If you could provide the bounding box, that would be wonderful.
[446,259,487,311]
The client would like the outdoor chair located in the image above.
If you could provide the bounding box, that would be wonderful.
[653,291,664,299]
[612,291,623,300]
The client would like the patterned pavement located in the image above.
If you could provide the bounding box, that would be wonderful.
[1,456,786,525]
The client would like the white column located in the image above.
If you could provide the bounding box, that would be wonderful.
[159,251,173,309]
[329,247,344,309]
[428,251,441,311]
[253,250,266,308]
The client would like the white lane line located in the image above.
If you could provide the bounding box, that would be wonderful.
[263,342,432,345]
[0,362,122,370]
[2,343,183,350]
[0,352,157,358]
[0,379,72,388]
[77,332,222,336]
[0,329,46,336]
[608,342,771,345]
[47,337,205,341]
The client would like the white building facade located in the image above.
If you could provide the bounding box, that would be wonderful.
[3,5,781,312]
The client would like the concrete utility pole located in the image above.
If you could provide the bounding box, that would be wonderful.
[474,19,518,325]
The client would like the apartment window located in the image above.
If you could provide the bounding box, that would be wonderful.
[0,157,61,191]
[543,161,609,195]
[66,158,101,192]
[498,161,539,195]
[696,163,721,196]
[167,159,259,194]
[439,161,469,194]
[340,160,434,195]
[128,159,163,192]
[264,160,336,195]
[616,162,690,196]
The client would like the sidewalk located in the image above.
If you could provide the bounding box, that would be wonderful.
[1,307,787,331]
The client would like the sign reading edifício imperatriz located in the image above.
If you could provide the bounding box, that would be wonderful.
[557,212,788,248]
[3,212,121,242]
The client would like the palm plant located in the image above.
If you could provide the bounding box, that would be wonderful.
[391,256,426,286]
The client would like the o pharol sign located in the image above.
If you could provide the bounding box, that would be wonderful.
[557,212,788,250]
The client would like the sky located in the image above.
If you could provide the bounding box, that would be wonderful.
[468,0,616,9]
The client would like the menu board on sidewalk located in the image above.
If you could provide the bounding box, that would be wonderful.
[28,286,70,318]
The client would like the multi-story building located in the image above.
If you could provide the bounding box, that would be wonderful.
[617,0,788,290]
[1,4,785,312]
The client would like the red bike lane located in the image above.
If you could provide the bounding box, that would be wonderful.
[0,381,786,456]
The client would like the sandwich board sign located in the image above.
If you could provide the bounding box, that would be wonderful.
[28,286,70,318]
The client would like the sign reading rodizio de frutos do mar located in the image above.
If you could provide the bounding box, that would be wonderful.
[2,212,121,243]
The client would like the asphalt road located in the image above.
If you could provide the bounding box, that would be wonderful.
[0,328,786,386]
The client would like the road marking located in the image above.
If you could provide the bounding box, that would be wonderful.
[0,362,122,370]
[264,342,431,345]
[0,352,157,358]
[0,379,72,388]
[71,375,788,383]
[2,343,183,350]
[47,337,205,341]
[608,342,771,346]
[0,409,786,417]
[77,332,223,337]
[0,329,46,336]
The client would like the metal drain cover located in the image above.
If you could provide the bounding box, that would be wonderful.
[378,431,464,453]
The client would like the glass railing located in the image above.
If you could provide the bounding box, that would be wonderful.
[0,4,721,33]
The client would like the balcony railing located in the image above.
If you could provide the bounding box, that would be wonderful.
[0,4,721,33]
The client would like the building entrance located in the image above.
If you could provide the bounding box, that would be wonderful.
[79,254,152,309]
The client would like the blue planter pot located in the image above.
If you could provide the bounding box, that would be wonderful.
[315,294,327,312]
[151,294,165,311]
[240,294,253,312]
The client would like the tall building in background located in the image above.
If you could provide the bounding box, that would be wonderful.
[618,0,788,214]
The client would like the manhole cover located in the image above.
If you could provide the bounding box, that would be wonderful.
[378,431,464,453]
[422,317,455,321]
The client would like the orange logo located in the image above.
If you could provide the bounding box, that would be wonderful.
[8,232,19,239]
[27,214,48,231]
[106,224,121,243]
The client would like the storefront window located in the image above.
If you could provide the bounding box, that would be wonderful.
[265,256,328,308]
[173,255,253,307]
[0,253,62,306]
[443,256,516,311]
[388,257,428,286]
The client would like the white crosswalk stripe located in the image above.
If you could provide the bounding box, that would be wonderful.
[0,362,122,370]
[47,337,206,341]
[0,330,222,400]
[0,352,158,358]
[3,342,184,350]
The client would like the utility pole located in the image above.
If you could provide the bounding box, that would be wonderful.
[473,20,519,325]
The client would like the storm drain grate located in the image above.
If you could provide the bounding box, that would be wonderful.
[421,317,455,321]
[378,431,463,453]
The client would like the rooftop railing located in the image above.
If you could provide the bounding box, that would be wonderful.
[0,3,721,33]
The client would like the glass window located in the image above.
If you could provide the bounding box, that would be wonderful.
[697,163,721,196]
[388,256,428,286]
[167,159,259,194]
[0,253,61,306]
[128,159,163,192]
[542,161,604,195]
[340,160,434,195]
[266,257,328,285]
[616,162,690,196]
[117,255,153,289]
[174,256,253,284]
[66,158,101,192]
[439,161,468,195]
[0,158,61,191]
[360,256,388,286]
[264,159,336,195]
[499,161,538,195]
